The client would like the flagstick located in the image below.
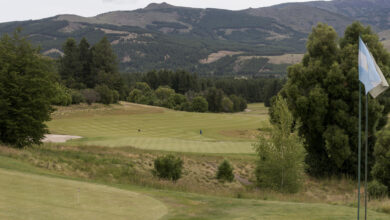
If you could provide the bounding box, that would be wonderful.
[364,95,368,220]
[358,82,362,220]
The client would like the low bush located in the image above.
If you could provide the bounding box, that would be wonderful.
[81,89,100,105]
[216,160,234,182]
[70,89,84,104]
[113,90,120,103]
[51,83,72,106]
[368,180,388,199]
[95,84,113,105]
[371,129,390,193]
[221,97,233,112]
[153,155,183,181]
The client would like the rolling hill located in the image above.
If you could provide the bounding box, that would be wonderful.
[0,0,388,76]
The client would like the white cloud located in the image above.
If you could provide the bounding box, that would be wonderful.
[102,0,138,4]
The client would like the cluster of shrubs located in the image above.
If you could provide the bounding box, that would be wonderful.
[153,155,234,183]
[128,82,247,113]
[51,83,120,106]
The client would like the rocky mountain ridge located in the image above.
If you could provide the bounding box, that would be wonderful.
[0,0,388,76]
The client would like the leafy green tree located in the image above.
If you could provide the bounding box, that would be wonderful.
[216,160,234,182]
[221,96,233,112]
[134,82,152,93]
[239,97,248,111]
[192,96,208,112]
[181,101,193,112]
[51,83,72,106]
[155,86,175,100]
[230,95,247,112]
[95,84,114,105]
[280,22,390,177]
[254,96,305,193]
[155,86,175,108]
[371,129,390,194]
[0,31,57,148]
[171,93,187,110]
[70,89,84,104]
[128,89,143,103]
[112,90,120,103]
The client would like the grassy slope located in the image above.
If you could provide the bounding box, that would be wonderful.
[1,102,387,219]
[47,102,269,154]
[0,155,389,220]
[0,157,167,220]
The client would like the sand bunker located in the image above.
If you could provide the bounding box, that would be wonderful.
[42,134,82,143]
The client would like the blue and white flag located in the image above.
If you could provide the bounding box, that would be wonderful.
[359,37,389,98]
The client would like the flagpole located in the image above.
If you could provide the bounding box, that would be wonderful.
[364,95,368,220]
[357,36,389,220]
[358,82,362,220]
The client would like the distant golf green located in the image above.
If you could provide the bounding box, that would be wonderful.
[47,102,269,153]
[0,168,167,220]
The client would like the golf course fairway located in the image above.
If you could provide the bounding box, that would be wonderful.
[0,168,167,220]
[47,102,267,154]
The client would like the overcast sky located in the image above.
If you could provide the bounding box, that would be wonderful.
[0,0,330,23]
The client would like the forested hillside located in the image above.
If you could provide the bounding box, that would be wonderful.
[0,0,389,76]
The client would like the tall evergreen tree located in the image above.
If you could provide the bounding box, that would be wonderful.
[91,37,122,93]
[206,87,224,112]
[280,22,390,177]
[59,38,82,88]
[79,37,92,88]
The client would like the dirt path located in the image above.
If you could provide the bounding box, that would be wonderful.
[42,134,82,143]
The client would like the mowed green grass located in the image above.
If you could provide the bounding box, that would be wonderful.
[0,155,388,220]
[156,192,390,220]
[48,102,268,154]
[0,166,167,220]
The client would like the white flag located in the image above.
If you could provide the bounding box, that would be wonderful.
[359,37,389,98]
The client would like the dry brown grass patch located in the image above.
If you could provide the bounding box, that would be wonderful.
[52,101,164,119]
[219,129,260,140]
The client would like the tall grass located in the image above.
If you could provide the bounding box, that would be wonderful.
[0,144,388,214]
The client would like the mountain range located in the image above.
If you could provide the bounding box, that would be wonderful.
[0,0,389,76]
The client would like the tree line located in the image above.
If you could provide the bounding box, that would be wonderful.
[123,69,284,110]
[56,37,284,111]
[122,69,285,113]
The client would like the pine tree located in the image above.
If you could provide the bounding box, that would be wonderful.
[91,37,123,93]
[59,38,82,88]
[79,37,92,88]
